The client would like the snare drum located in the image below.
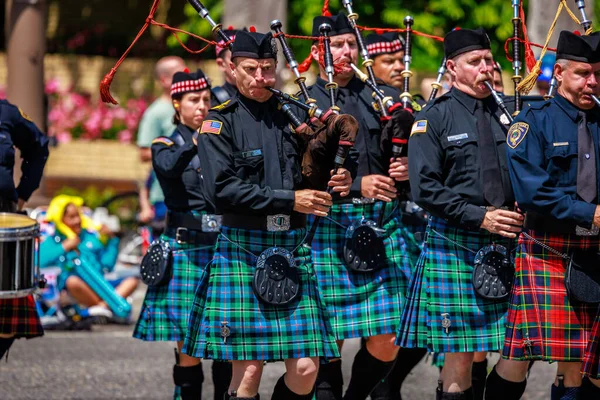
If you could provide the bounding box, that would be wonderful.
[0,212,42,298]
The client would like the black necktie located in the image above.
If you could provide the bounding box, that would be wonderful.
[476,100,505,207]
[577,111,597,202]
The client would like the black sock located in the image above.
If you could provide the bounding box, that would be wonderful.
[551,376,581,400]
[0,337,15,360]
[580,377,600,398]
[436,386,474,400]
[271,374,315,400]
[370,347,427,400]
[343,345,395,400]
[484,366,526,400]
[173,363,204,400]
[212,361,233,400]
[315,359,343,400]
[471,359,488,400]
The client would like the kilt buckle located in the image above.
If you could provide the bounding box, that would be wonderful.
[441,313,451,334]
[252,247,301,306]
[575,225,599,236]
[343,219,387,272]
[267,214,291,232]
[202,214,222,232]
[472,244,514,300]
[176,227,188,244]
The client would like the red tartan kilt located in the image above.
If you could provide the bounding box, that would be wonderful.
[503,230,600,376]
[0,295,43,338]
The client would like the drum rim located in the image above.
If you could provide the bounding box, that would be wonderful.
[0,212,40,240]
[0,288,37,299]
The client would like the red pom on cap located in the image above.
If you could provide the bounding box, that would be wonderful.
[183,68,190,73]
[227,25,234,30]
[249,26,256,33]
[375,29,385,35]
[574,30,582,36]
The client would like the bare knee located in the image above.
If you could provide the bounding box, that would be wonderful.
[495,358,529,382]
[444,352,474,375]
[231,360,263,396]
[284,357,319,394]
[556,362,583,387]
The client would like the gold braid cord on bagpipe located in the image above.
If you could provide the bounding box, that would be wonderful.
[515,0,594,97]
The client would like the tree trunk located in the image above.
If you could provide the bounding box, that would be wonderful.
[5,0,47,130]
[527,0,595,57]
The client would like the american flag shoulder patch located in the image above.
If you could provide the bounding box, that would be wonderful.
[200,120,223,135]
[151,137,174,146]
[410,120,428,136]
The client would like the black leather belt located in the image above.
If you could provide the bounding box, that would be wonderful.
[166,211,221,245]
[524,211,597,236]
[222,213,306,231]
[166,211,221,233]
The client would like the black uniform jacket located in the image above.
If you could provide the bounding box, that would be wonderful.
[307,76,400,198]
[0,100,49,202]
[197,93,310,216]
[151,124,215,214]
[408,87,515,229]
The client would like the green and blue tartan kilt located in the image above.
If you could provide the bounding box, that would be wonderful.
[182,226,339,362]
[309,200,414,340]
[396,216,513,353]
[502,230,600,378]
[133,223,216,342]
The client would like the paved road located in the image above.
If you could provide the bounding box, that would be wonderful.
[1,287,558,400]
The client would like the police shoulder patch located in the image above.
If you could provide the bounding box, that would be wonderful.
[410,120,428,136]
[18,107,33,122]
[200,120,223,135]
[507,122,529,149]
[151,137,174,146]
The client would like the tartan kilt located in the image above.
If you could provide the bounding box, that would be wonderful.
[0,296,44,339]
[309,200,414,339]
[396,217,512,353]
[502,230,600,378]
[133,228,216,342]
[182,226,339,362]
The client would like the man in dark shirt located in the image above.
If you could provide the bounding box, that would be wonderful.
[502,30,600,399]
[180,29,351,400]
[0,99,49,359]
[396,28,528,400]
[305,12,421,400]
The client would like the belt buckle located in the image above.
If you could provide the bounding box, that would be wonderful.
[352,197,375,205]
[576,225,600,236]
[267,214,290,232]
[176,227,188,244]
[202,214,222,233]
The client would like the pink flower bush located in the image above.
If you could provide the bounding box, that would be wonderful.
[45,80,149,143]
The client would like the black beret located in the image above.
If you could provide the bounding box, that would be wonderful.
[312,12,354,37]
[231,30,277,60]
[444,27,491,59]
[365,31,405,57]
[170,68,211,97]
[556,31,600,63]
